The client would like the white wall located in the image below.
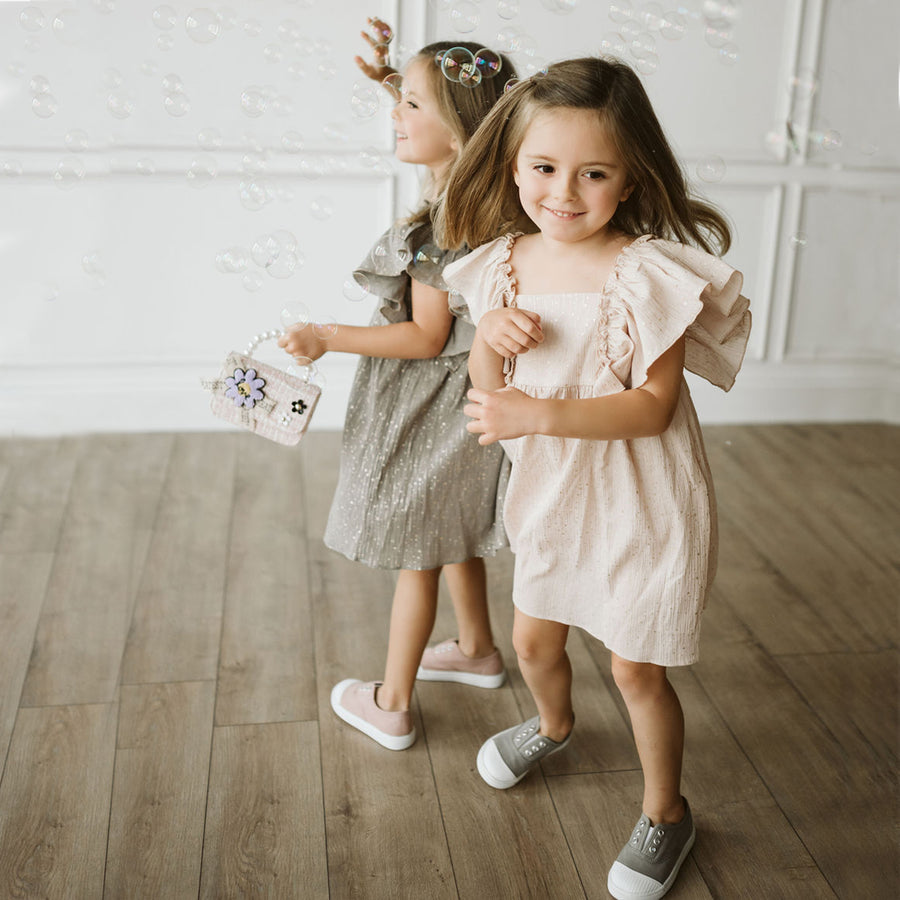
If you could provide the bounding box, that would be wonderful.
[1,0,897,436]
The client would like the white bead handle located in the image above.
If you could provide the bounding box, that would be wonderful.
[244,328,285,356]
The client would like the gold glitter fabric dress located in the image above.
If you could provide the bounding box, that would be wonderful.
[323,220,509,570]
[444,234,751,665]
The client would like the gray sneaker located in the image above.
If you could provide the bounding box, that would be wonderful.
[607,798,696,900]
[476,716,572,789]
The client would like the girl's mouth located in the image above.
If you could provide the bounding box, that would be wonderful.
[544,207,582,219]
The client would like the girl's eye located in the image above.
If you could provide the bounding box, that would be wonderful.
[585,171,607,180]
[534,164,553,174]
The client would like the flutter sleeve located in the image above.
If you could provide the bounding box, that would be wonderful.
[444,234,519,325]
[610,236,751,391]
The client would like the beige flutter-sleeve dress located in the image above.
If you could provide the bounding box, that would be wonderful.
[443,233,751,666]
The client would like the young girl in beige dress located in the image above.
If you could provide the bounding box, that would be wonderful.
[439,57,750,900]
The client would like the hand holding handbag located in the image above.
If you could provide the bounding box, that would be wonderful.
[201,330,321,446]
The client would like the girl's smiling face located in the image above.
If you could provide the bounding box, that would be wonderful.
[513,106,634,247]
[391,58,458,178]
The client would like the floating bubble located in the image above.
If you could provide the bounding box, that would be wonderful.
[270,95,293,117]
[381,72,404,103]
[263,43,283,63]
[600,33,628,56]
[140,59,159,77]
[704,21,733,49]
[32,93,59,118]
[136,158,156,175]
[313,318,338,339]
[215,246,250,273]
[459,64,483,87]
[368,19,393,44]
[287,61,307,80]
[2,159,24,177]
[449,1,480,34]
[495,27,520,53]
[161,72,184,93]
[342,275,369,302]
[608,1,634,25]
[197,127,223,150]
[359,146,382,168]
[317,59,338,79]
[242,271,264,292]
[310,196,334,220]
[282,131,305,152]
[164,92,191,116]
[441,46,476,83]
[503,77,520,92]
[53,158,86,189]
[413,244,444,281]
[547,0,578,13]
[30,74,51,95]
[52,9,86,45]
[474,49,502,78]
[717,42,739,66]
[659,11,687,40]
[240,152,267,175]
[515,31,539,57]
[789,232,807,249]
[187,154,217,187]
[103,68,124,90]
[696,155,726,182]
[185,8,221,44]
[242,18,262,37]
[152,5,177,30]
[278,19,303,42]
[636,2,665,30]
[498,0,519,19]
[65,129,89,152]
[819,129,842,151]
[157,33,175,51]
[251,233,281,268]
[8,61,27,79]
[323,122,348,143]
[280,302,311,332]
[20,6,47,31]
[240,86,268,117]
[350,86,380,119]
[630,32,657,56]
[633,51,660,75]
[789,69,818,101]
[93,0,116,14]
[82,251,104,277]
[239,179,274,211]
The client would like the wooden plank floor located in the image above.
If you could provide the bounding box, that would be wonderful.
[0,425,896,899]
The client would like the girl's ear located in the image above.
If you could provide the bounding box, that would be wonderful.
[620,182,636,203]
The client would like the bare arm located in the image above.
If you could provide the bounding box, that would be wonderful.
[278,277,453,361]
[465,337,686,445]
[467,328,507,392]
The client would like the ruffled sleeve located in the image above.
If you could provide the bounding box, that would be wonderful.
[609,236,751,391]
[444,234,519,325]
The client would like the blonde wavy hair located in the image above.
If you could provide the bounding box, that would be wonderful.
[436,56,731,255]
[403,42,516,227]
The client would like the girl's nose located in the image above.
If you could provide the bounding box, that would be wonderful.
[552,174,577,200]
[390,105,400,122]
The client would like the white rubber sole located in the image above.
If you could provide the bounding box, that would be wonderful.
[415,665,507,689]
[330,679,416,751]
[476,728,572,790]
[607,827,696,900]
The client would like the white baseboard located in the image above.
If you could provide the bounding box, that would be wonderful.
[0,359,896,437]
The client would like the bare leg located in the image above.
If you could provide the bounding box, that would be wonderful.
[611,652,686,825]
[512,608,573,742]
[442,557,496,659]
[377,567,441,712]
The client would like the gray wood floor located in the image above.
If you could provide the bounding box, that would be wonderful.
[0,424,896,899]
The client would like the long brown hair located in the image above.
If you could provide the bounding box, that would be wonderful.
[404,42,516,226]
[437,56,731,254]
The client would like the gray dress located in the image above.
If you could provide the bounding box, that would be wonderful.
[323,219,509,570]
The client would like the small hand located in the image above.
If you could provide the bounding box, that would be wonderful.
[277,324,327,363]
[478,307,543,359]
[354,17,396,84]
[464,386,534,445]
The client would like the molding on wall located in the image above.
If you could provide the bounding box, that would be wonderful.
[2,359,896,437]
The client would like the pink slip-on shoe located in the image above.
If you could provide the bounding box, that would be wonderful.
[330,679,416,751]
[416,639,507,688]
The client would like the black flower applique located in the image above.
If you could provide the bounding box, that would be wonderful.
[292,398,308,415]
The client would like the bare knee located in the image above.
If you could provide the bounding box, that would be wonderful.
[611,655,668,701]
[513,624,567,668]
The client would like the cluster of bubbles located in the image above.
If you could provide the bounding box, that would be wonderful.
[438,0,578,37]
[216,230,304,292]
[82,251,106,289]
[436,46,504,88]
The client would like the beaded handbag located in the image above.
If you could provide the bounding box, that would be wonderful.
[201,330,321,446]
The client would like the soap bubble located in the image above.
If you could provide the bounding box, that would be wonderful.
[164,92,191,117]
[441,46,476,82]
[242,18,262,37]
[317,59,338,80]
[2,160,24,178]
[474,49,502,78]
[696,155,726,182]
[102,68,124,90]
[704,21,733,48]
[630,31,656,56]
[185,8,221,44]
[19,6,48,31]
[239,179,273,211]
[161,72,184,93]
[280,301,310,330]
[789,69,818,101]
[93,0,116,14]
[498,0,519,19]
[216,246,250,273]
[546,0,578,13]
[198,127,223,150]
[310,197,334,220]
[789,232,807,249]
[263,43,283,63]
[240,152,267,175]
[633,51,659,75]
[343,275,370,302]
[140,59,159,77]
[495,27,520,52]
[157,33,175,51]
[819,129,842,151]
[381,72,404,103]
[136,158,156,175]
[717,42,739,66]
[65,129,89,152]
[31,93,59,118]
[368,19,393,44]
[53,158,86,189]
[282,131,305,152]
[29,74,51,94]
[242,271,264,292]
[659,11,687,40]
[240,86,268,117]
[608,1,634,25]
[313,318,338,339]
[350,85,380,119]
[152,5,177,30]
[52,9,86,45]
[449,1,480,34]
[187,154,217,187]
[600,33,628,56]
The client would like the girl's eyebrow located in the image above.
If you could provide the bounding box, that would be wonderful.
[521,153,620,168]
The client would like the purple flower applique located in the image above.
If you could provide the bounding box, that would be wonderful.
[224,367,266,408]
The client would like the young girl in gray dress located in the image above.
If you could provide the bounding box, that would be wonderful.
[279,27,515,751]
